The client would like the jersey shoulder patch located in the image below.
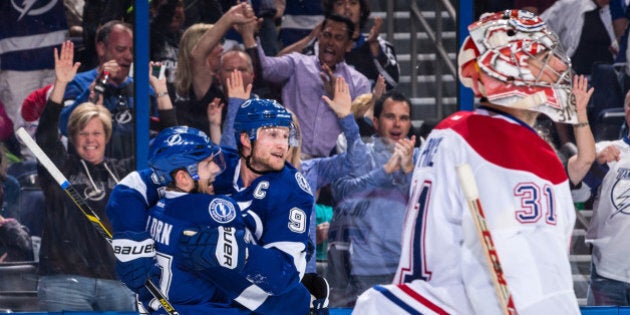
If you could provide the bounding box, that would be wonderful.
[208,197,238,224]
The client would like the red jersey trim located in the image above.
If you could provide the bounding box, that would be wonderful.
[435,111,567,185]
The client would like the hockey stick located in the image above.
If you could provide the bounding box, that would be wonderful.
[15,127,179,315]
[456,164,517,315]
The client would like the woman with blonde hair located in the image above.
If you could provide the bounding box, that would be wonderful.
[34,41,135,311]
[173,3,255,144]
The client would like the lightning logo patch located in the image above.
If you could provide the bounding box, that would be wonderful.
[11,0,58,21]
[610,168,630,218]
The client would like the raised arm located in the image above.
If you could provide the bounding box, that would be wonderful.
[149,61,178,129]
[207,98,224,144]
[566,75,596,185]
[366,18,399,88]
[221,70,252,148]
[277,21,321,56]
[190,3,256,65]
[39,41,80,147]
[49,41,81,104]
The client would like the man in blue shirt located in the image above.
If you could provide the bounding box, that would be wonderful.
[328,90,419,307]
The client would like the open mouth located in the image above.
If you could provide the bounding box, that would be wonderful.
[322,48,337,60]
[271,151,285,160]
[389,131,402,140]
[83,145,98,151]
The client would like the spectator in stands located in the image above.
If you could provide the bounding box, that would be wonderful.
[218,49,256,98]
[279,0,400,89]
[58,20,144,163]
[0,0,67,136]
[541,0,616,75]
[173,3,256,143]
[583,89,630,306]
[150,0,186,83]
[328,90,418,307]
[0,214,33,263]
[36,40,135,312]
[231,14,285,101]
[19,84,53,140]
[242,13,371,158]
[220,0,283,56]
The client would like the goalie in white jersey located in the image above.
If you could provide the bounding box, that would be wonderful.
[353,10,591,315]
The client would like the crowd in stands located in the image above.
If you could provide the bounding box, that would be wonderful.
[3,0,630,312]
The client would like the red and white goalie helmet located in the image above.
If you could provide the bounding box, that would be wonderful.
[458,10,577,123]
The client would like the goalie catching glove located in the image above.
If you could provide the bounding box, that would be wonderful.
[111,231,160,293]
[178,226,248,273]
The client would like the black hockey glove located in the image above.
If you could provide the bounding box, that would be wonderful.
[301,273,330,315]
[178,226,248,273]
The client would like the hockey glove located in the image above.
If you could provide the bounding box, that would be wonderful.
[111,231,160,293]
[301,273,330,315]
[178,226,248,273]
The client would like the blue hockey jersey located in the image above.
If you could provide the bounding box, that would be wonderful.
[145,191,250,314]
[107,148,314,314]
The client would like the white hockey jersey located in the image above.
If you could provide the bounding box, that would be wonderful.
[354,108,580,315]
[586,136,630,284]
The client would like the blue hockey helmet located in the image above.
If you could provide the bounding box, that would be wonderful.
[149,126,225,186]
[233,98,296,144]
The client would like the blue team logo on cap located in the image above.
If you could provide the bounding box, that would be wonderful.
[209,198,237,224]
[241,99,252,108]
[166,134,184,146]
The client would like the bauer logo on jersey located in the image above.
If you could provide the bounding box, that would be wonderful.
[611,168,630,217]
[209,198,238,223]
[295,172,312,195]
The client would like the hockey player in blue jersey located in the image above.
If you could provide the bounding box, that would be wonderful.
[194,98,318,313]
[107,101,325,313]
[148,127,253,313]
[110,126,250,313]
[111,125,314,313]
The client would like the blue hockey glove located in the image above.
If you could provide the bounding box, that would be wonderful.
[178,226,248,273]
[301,273,330,315]
[111,231,160,293]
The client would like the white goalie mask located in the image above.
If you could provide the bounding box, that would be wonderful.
[458,10,577,124]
